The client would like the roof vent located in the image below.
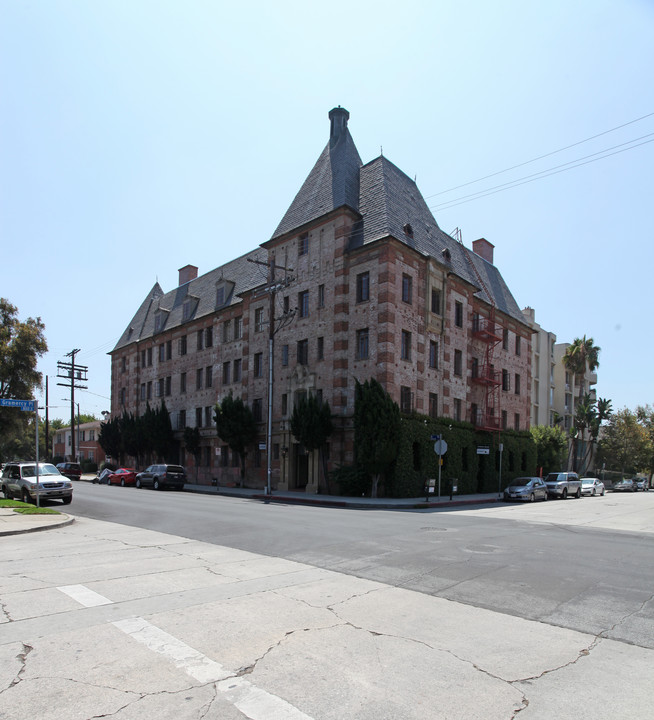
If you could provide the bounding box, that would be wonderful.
[403,223,414,238]
[442,248,451,262]
[329,106,350,142]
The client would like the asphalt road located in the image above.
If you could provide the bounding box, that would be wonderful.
[68,482,654,650]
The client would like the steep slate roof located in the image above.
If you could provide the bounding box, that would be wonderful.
[352,156,525,323]
[272,108,362,239]
[112,248,268,352]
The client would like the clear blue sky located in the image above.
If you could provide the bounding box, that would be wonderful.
[2,0,652,422]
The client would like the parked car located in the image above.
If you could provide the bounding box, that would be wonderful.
[632,478,648,491]
[544,471,581,499]
[107,468,138,486]
[56,462,82,481]
[580,477,605,496]
[135,464,187,491]
[1,461,73,504]
[503,477,548,502]
[612,478,635,492]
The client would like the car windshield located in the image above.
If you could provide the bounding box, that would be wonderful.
[545,474,562,482]
[581,479,594,485]
[22,464,61,477]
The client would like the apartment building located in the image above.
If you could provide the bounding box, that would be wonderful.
[53,420,106,464]
[522,307,557,427]
[110,108,532,490]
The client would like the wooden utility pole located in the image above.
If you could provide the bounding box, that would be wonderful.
[57,350,88,461]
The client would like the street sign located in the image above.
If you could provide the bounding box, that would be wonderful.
[477,445,490,455]
[430,434,441,441]
[0,398,36,412]
[434,439,448,455]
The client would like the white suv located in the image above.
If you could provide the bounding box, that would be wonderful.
[1,462,73,505]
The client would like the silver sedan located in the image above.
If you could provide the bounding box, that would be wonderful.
[580,477,605,496]
[503,477,548,502]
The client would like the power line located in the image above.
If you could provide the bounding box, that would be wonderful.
[424,111,654,200]
[430,136,654,212]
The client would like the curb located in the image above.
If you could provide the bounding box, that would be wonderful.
[0,514,75,537]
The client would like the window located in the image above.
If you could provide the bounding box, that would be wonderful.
[197,330,204,351]
[147,347,153,366]
[180,372,187,393]
[222,320,231,342]
[356,328,369,360]
[165,376,171,396]
[298,290,309,318]
[429,340,439,369]
[317,337,324,360]
[515,373,521,395]
[454,349,463,376]
[182,301,195,321]
[234,358,242,382]
[205,406,212,428]
[429,393,438,419]
[196,407,202,427]
[515,335,521,356]
[252,398,263,422]
[281,344,289,366]
[216,286,225,307]
[356,271,370,302]
[471,357,479,378]
[141,349,146,368]
[254,352,263,378]
[402,274,413,304]
[318,284,325,308]
[147,381,152,400]
[454,398,462,421]
[154,312,165,333]
[157,378,164,397]
[471,403,478,425]
[206,366,213,388]
[234,317,242,340]
[297,339,308,365]
[472,313,481,333]
[401,330,411,361]
[502,410,508,430]
[282,393,288,416]
[455,301,463,328]
[431,288,441,315]
[205,328,213,348]
[298,232,309,256]
[283,296,290,314]
[502,369,510,391]
[222,362,231,385]
[196,369,203,390]
[178,409,186,429]
[255,307,264,332]
[179,336,187,356]
[400,386,412,413]
[140,383,146,401]
[503,328,509,351]
[159,344,165,362]
[514,413,521,430]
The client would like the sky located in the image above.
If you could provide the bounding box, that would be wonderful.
[1,0,653,423]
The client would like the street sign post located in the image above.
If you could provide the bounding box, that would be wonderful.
[433,437,448,499]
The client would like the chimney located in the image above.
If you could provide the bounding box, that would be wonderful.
[178,264,198,286]
[472,238,494,264]
[329,106,350,143]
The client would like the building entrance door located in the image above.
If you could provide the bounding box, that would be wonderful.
[293,445,309,489]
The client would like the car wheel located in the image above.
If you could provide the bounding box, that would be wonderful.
[153,479,160,490]
[1,485,10,499]
[543,492,548,501]
[21,488,32,504]
[591,488,595,496]
[136,478,141,488]
[575,487,581,498]
[120,479,125,487]
[529,493,535,503]
[561,488,568,500]
[601,488,605,496]
[62,496,72,505]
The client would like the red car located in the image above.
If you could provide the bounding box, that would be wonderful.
[107,468,138,486]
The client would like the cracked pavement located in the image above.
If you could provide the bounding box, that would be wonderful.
[1,517,653,719]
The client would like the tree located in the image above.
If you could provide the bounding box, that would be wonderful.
[529,425,567,475]
[152,400,174,462]
[183,426,202,481]
[635,405,654,485]
[0,299,47,461]
[354,378,400,498]
[290,394,333,493]
[563,336,601,470]
[214,393,257,486]
[596,408,650,476]
[99,416,122,463]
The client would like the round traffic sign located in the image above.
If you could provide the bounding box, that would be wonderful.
[434,439,448,455]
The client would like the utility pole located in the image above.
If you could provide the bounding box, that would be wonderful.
[57,350,88,461]
[248,253,295,495]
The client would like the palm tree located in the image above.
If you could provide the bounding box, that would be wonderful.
[563,337,601,471]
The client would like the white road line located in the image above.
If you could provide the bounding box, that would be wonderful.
[57,584,113,607]
[59,585,315,720]
[112,617,231,683]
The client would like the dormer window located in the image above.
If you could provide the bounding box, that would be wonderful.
[216,286,225,308]
[154,312,167,333]
[403,223,414,238]
[442,248,451,262]
[182,297,198,321]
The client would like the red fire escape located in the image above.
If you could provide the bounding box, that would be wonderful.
[455,231,502,431]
